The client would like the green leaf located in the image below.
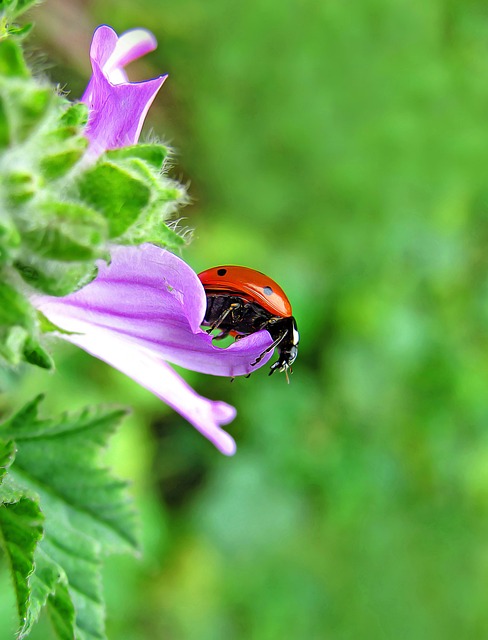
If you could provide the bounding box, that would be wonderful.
[0,437,15,484]
[45,573,76,640]
[0,496,45,636]
[29,548,74,640]
[0,397,137,639]
[0,37,29,78]
[77,161,151,238]
[0,453,45,639]
[1,396,137,549]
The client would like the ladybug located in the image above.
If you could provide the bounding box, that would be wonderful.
[198,265,299,378]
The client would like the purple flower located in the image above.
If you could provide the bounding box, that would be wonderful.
[33,26,275,454]
[82,25,167,158]
[34,246,274,454]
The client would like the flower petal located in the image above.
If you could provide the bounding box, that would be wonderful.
[62,329,237,455]
[104,29,158,85]
[82,25,166,157]
[33,245,275,378]
[85,24,118,71]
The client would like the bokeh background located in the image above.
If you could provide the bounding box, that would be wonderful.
[2,0,488,638]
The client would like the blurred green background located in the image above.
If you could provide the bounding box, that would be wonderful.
[3,0,488,638]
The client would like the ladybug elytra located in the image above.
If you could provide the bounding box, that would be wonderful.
[198,265,299,378]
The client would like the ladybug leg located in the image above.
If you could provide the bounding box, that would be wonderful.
[208,301,241,332]
[229,373,251,383]
[250,331,287,367]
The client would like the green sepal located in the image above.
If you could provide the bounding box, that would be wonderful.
[59,101,88,127]
[37,310,78,336]
[0,324,28,364]
[0,216,21,258]
[0,279,34,363]
[22,336,54,370]
[123,223,187,250]
[1,81,54,145]
[0,37,29,78]
[39,138,88,180]
[22,199,108,261]
[13,85,53,142]
[114,157,188,249]
[105,143,168,171]
[3,170,36,204]
[15,255,98,296]
[0,280,53,368]
[77,161,151,237]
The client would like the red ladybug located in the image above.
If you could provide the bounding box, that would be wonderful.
[198,266,299,377]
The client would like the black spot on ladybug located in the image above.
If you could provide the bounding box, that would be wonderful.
[217,268,227,276]
[263,286,273,296]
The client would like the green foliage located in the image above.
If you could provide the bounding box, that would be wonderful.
[101,145,187,249]
[0,23,187,370]
[22,201,106,261]
[0,494,44,638]
[0,0,40,22]
[77,161,151,238]
[0,396,136,640]
[0,38,28,77]
[0,280,52,368]
[13,257,98,297]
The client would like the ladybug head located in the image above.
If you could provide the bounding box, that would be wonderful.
[268,316,299,378]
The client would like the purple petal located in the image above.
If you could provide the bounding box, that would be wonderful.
[64,329,238,456]
[82,25,166,157]
[104,29,158,84]
[85,25,118,72]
